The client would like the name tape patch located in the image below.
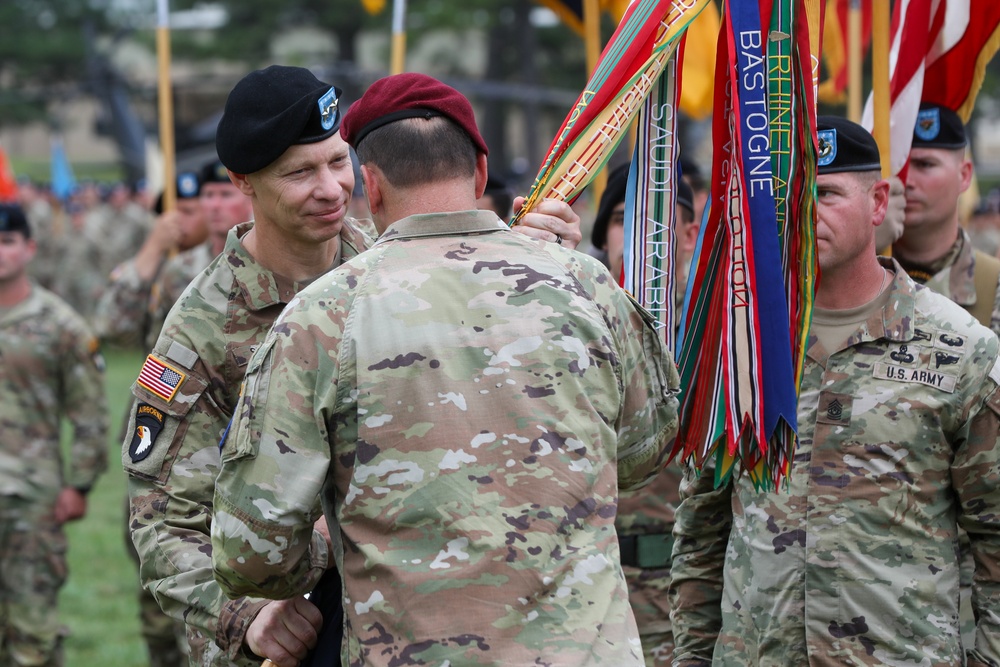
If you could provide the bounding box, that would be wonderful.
[874,362,956,393]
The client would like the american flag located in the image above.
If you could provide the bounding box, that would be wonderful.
[137,355,186,402]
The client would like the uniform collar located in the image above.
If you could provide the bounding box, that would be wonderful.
[224,222,311,311]
[0,282,41,325]
[374,210,507,245]
[225,218,376,312]
[897,229,976,306]
[807,257,918,362]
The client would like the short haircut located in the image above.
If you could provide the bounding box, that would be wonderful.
[355,116,477,188]
[853,169,882,190]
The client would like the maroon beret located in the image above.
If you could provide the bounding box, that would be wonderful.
[341,72,488,156]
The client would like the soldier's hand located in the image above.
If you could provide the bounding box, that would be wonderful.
[247,597,323,667]
[511,197,582,250]
[132,211,184,282]
[147,210,184,254]
[54,487,87,524]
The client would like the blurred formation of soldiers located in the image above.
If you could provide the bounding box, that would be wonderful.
[12,157,252,667]
[0,203,108,667]
[94,161,249,353]
[20,178,153,324]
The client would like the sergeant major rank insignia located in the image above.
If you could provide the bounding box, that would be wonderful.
[137,354,186,402]
[129,403,165,463]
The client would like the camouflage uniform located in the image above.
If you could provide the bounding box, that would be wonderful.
[95,242,215,667]
[88,201,154,279]
[0,285,108,667]
[898,228,1000,337]
[95,242,214,351]
[56,201,152,322]
[895,227,1000,643]
[669,261,1000,666]
[212,210,681,667]
[123,219,374,666]
[617,467,683,667]
[22,200,62,292]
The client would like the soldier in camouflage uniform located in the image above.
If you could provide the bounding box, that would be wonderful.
[95,171,212,667]
[122,67,364,667]
[56,182,152,322]
[586,160,695,665]
[890,102,998,643]
[611,179,694,667]
[893,102,1000,335]
[0,203,108,667]
[94,171,207,350]
[95,161,243,354]
[125,66,587,667]
[210,72,680,667]
[669,117,1000,666]
[19,181,61,292]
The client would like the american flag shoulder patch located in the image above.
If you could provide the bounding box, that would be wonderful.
[137,355,187,403]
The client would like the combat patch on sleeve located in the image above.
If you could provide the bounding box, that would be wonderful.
[136,354,187,402]
[128,403,165,463]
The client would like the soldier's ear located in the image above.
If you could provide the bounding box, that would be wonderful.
[360,165,383,215]
[474,153,488,199]
[228,171,255,197]
[958,155,974,194]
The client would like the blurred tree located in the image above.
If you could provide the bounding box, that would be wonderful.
[0,1,110,125]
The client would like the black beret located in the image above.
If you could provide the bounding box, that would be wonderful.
[217,66,342,174]
[484,173,509,195]
[591,163,630,250]
[816,116,883,174]
[589,163,696,249]
[154,171,201,215]
[341,72,488,155]
[0,203,31,238]
[676,177,695,218]
[912,102,967,149]
[679,157,705,190]
[199,160,231,185]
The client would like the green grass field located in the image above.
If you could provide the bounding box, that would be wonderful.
[61,347,149,667]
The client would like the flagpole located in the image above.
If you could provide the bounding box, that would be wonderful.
[583,0,607,203]
[847,0,863,122]
[871,0,891,177]
[156,0,176,212]
[390,0,407,75]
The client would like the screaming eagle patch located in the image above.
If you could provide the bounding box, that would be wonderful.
[129,403,165,463]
